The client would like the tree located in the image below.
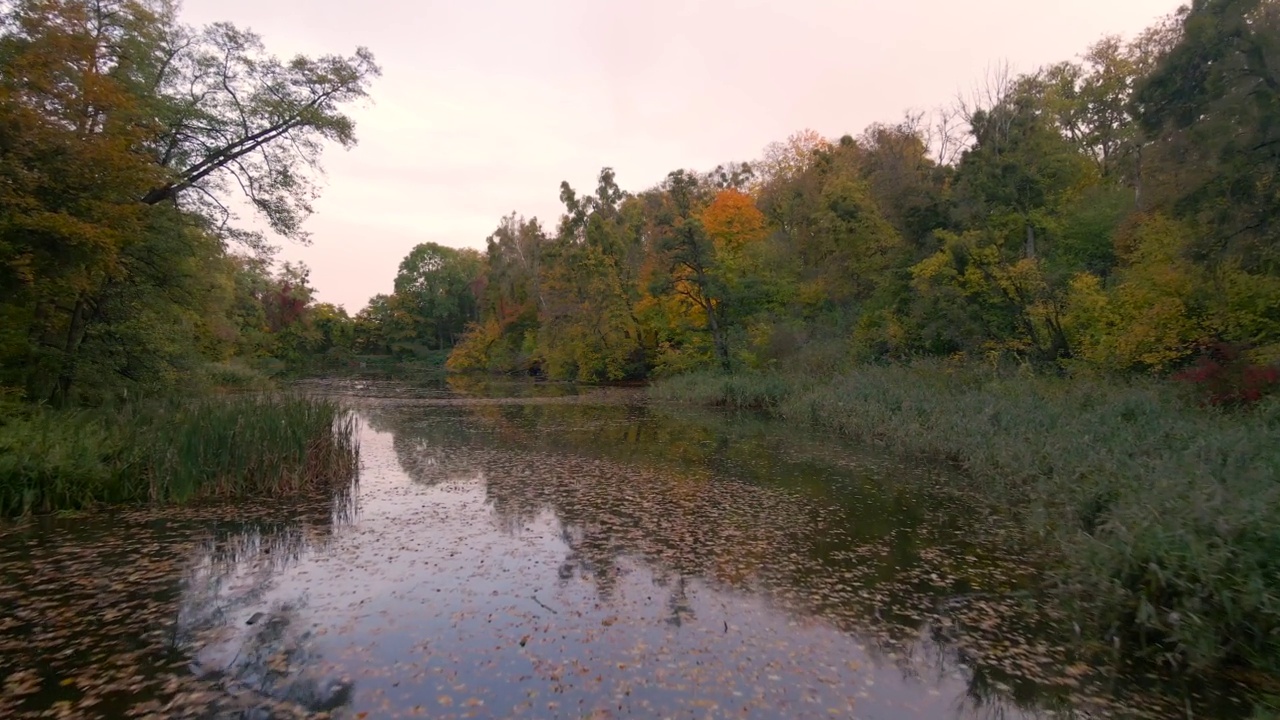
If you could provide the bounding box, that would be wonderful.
[1063,215,1210,371]
[703,161,755,192]
[137,5,380,242]
[393,243,483,351]
[0,0,379,402]
[954,74,1098,262]
[449,214,547,373]
[436,4,1280,380]
[755,128,832,189]
[701,189,766,253]
[532,168,646,381]
[856,116,954,253]
[0,0,167,399]
[652,170,731,372]
[1132,0,1280,273]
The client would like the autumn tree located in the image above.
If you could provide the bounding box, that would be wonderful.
[0,0,378,402]
[0,0,166,399]
[534,168,646,381]
[755,128,833,188]
[440,4,1279,382]
[650,170,732,372]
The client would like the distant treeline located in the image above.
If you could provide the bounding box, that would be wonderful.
[348,0,1279,404]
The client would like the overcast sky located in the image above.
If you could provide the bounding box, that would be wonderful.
[180,0,1182,313]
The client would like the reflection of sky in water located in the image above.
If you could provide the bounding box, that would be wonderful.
[178,413,1054,719]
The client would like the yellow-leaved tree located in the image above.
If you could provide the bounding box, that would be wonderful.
[1064,215,1209,372]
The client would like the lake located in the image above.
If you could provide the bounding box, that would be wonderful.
[0,379,1250,718]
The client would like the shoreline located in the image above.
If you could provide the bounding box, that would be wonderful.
[648,363,1280,686]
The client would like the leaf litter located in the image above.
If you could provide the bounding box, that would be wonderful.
[0,383,1255,719]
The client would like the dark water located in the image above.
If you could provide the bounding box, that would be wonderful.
[0,380,1254,719]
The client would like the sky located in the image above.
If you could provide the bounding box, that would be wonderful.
[179,0,1184,313]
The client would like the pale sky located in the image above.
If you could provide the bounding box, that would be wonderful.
[180,0,1183,313]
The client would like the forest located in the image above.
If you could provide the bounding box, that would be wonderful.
[2,0,1280,701]
[320,0,1280,685]
[0,0,377,406]
[347,0,1280,401]
[4,0,1277,401]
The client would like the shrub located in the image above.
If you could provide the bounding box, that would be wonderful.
[1173,342,1280,407]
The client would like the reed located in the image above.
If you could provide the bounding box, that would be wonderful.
[652,363,1280,675]
[0,394,359,516]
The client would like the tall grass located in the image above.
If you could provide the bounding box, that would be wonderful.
[651,363,1280,676]
[0,394,359,516]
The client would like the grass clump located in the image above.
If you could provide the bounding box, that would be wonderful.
[0,394,358,516]
[192,360,276,393]
[651,363,1280,676]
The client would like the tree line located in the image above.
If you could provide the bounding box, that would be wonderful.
[5,0,1278,404]
[348,0,1278,398]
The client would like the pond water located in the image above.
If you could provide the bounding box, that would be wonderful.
[0,380,1253,719]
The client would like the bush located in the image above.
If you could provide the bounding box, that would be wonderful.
[1173,342,1280,407]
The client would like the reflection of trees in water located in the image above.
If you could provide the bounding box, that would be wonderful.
[357,400,1091,719]
[190,599,355,717]
[179,482,357,632]
[658,571,695,628]
[0,480,361,719]
[174,490,359,717]
[444,374,583,398]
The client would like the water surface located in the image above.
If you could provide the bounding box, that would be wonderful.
[0,381,1250,718]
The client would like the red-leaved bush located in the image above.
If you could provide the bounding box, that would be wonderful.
[1172,342,1280,407]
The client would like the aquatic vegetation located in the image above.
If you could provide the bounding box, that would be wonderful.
[0,394,359,516]
[651,365,1280,679]
[5,393,1251,719]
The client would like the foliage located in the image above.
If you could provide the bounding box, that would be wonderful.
[650,365,1280,676]
[0,0,378,403]
[1132,0,1280,273]
[390,242,483,351]
[437,3,1280,388]
[1173,342,1280,406]
[3,0,1280,700]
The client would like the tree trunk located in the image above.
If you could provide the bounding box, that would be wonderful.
[1047,316,1072,361]
[704,302,731,373]
[52,298,88,405]
[1134,145,1144,210]
[1025,223,1036,259]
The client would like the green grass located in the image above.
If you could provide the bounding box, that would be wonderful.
[0,393,359,516]
[651,362,1280,676]
[193,360,276,393]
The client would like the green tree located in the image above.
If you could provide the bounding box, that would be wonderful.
[393,242,483,352]
[533,169,646,381]
[1132,0,1280,273]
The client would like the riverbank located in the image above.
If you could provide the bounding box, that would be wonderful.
[0,394,359,517]
[650,364,1280,682]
